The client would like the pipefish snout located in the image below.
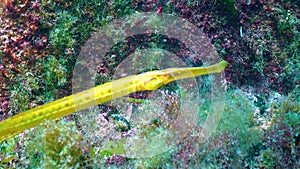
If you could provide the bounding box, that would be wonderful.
[0,60,227,142]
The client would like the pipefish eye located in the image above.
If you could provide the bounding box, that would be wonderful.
[168,72,174,78]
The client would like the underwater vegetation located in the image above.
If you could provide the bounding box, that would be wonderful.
[0,0,299,168]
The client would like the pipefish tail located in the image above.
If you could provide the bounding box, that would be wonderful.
[0,60,227,142]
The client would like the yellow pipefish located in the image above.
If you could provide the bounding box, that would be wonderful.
[0,60,227,142]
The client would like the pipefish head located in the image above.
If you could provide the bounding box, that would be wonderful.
[136,70,175,91]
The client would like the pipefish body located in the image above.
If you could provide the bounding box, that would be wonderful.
[0,60,227,142]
